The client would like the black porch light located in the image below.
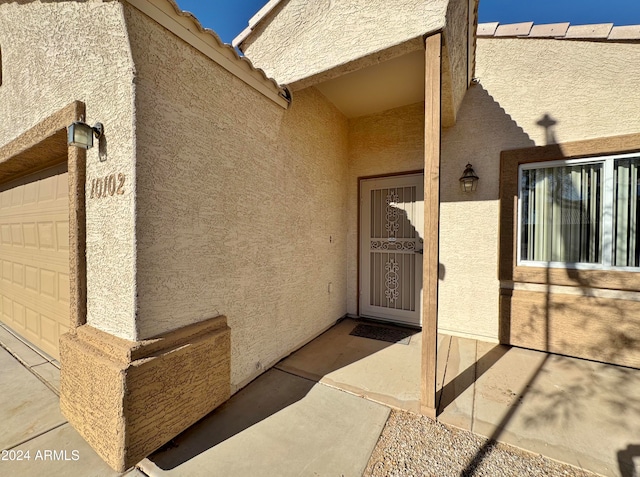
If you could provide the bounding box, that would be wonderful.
[459,163,479,192]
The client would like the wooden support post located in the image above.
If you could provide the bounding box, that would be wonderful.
[421,32,442,419]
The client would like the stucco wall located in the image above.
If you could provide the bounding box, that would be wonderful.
[0,1,138,340]
[439,37,640,341]
[240,0,448,85]
[346,102,425,315]
[124,5,349,390]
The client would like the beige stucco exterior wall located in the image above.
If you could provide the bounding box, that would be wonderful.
[346,102,425,315]
[0,1,138,340]
[439,37,640,341]
[240,0,448,85]
[124,5,349,390]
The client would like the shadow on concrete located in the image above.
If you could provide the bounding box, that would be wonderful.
[275,316,420,377]
[148,318,414,470]
[461,111,640,476]
[618,444,640,477]
[149,369,316,470]
[437,342,509,413]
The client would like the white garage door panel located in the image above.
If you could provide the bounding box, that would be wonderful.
[0,167,69,359]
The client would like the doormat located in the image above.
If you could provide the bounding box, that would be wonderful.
[349,324,414,345]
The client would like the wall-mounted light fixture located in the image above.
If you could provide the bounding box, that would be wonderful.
[459,163,479,192]
[67,120,104,149]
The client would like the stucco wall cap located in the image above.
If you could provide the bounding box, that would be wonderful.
[477,21,640,42]
[609,25,640,40]
[529,22,570,38]
[477,22,499,37]
[565,23,613,39]
[125,0,291,106]
[494,22,533,37]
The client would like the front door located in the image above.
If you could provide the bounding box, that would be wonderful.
[359,173,424,327]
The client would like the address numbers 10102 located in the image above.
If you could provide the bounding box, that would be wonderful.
[89,173,126,199]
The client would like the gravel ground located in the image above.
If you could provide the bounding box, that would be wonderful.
[364,410,601,477]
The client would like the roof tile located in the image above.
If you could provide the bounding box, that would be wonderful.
[528,22,570,38]
[477,22,499,37]
[494,22,534,37]
[477,21,640,42]
[609,25,640,40]
[565,23,613,39]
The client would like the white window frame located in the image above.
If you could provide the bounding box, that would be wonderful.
[517,152,640,271]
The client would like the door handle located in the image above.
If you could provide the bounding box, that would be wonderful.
[414,249,424,255]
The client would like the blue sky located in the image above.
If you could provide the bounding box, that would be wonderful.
[175,0,640,44]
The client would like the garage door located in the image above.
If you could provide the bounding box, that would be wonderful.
[0,164,69,359]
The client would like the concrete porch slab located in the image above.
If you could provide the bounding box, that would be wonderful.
[275,318,639,477]
[139,368,390,477]
[438,336,640,477]
[276,318,423,412]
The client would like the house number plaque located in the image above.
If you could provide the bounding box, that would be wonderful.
[89,173,126,199]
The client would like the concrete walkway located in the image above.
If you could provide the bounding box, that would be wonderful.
[2,319,639,476]
[436,335,640,477]
[0,323,390,477]
[274,318,640,477]
[0,325,144,477]
[139,369,389,476]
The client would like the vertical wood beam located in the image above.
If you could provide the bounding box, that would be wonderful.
[421,32,442,418]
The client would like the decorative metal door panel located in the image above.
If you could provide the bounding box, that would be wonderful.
[360,174,424,326]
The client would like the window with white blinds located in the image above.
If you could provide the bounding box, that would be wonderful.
[518,153,640,269]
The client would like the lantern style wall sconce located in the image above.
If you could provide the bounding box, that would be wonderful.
[67,120,104,149]
[459,163,479,192]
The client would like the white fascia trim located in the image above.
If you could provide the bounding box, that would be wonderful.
[126,0,289,109]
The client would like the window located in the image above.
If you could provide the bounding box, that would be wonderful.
[518,153,640,269]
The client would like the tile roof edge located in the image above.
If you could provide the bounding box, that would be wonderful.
[233,0,284,48]
[126,0,290,107]
[477,22,640,40]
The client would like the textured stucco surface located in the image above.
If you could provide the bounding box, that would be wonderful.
[474,38,640,145]
[438,37,640,341]
[346,102,426,315]
[125,5,348,390]
[0,1,138,340]
[240,0,448,85]
[60,317,230,471]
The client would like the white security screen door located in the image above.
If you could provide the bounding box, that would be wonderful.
[360,174,424,326]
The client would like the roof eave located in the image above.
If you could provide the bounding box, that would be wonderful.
[126,0,291,108]
[232,0,284,49]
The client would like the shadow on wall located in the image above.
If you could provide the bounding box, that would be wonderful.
[498,113,640,477]
[434,83,536,412]
[440,82,535,203]
[438,103,640,475]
